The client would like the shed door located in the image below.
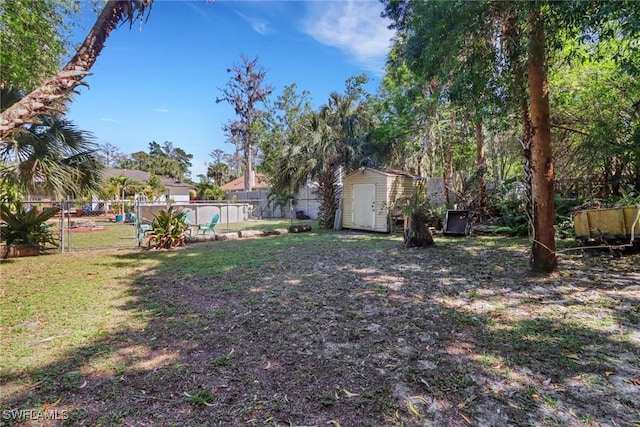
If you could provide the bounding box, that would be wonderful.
[352,184,376,229]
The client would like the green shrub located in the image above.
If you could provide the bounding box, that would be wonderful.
[489,180,585,238]
[146,206,188,249]
[492,197,529,237]
[0,203,60,249]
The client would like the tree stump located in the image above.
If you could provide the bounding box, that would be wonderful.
[404,213,435,248]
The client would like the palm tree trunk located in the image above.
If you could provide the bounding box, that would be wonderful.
[527,8,557,274]
[0,1,152,141]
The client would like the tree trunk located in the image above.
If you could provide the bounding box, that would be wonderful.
[0,1,152,141]
[527,9,557,274]
[404,212,435,248]
[244,144,254,192]
[316,159,341,229]
[475,120,487,211]
[442,111,455,206]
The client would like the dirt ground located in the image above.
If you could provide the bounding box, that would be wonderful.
[3,232,640,426]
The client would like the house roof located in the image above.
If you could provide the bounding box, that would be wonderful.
[343,167,418,180]
[220,173,270,191]
[103,168,194,189]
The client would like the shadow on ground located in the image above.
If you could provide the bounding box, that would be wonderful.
[2,232,639,426]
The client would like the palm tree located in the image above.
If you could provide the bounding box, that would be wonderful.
[321,91,373,170]
[270,89,374,229]
[106,175,138,215]
[207,162,230,186]
[0,0,153,142]
[144,173,165,201]
[0,91,103,199]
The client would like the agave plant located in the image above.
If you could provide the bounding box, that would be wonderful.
[0,203,60,249]
[146,206,188,249]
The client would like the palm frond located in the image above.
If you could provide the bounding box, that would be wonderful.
[0,114,102,198]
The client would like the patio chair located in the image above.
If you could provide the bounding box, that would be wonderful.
[132,215,153,244]
[197,213,219,235]
[182,212,193,236]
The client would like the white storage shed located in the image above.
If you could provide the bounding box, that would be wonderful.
[342,167,417,232]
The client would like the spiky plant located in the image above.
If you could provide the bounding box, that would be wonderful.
[146,206,188,249]
[0,203,60,249]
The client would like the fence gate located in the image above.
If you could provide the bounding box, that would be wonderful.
[57,198,140,252]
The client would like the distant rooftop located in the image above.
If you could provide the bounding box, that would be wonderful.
[103,168,194,189]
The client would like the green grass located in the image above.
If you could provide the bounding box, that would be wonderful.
[0,250,159,380]
[35,219,319,251]
[0,222,320,380]
[59,222,138,250]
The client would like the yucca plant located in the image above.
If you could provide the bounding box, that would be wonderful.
[146,206,188,249]
[0,203,60,249]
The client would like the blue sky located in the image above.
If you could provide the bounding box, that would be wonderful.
[65,0,394,179]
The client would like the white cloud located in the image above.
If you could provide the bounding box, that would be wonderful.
[235,10,272,35]
[152,108,169,113]
[301,1,394,75]
[100,118,121,123]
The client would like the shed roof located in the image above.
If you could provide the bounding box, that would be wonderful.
[343,167,418,180]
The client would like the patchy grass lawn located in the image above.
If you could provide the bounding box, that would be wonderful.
[1,228,639,426]
[58,222,138,250]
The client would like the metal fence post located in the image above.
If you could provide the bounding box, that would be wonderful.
[59,200,65,253]
[66,199,72,251]
[135,195,140,247]
[226,200,230,233]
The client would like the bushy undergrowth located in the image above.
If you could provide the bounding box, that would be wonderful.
[489,180,584,238]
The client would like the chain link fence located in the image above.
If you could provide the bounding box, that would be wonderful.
[0,200,141,252]
[1,198,264,253]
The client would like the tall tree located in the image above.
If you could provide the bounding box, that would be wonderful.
[98,142,123,167]
[0,0,153,141]
[260,84,313,179]
[549,35,640,195]
[207,162,230,186]
[209,148,225,165]
[270,76,375,228]
[526,5,556,272]
[216,55,273,192]
[0,0,80,92]
[128,141,193,181]
[373,56,438,175]
[382,0,640,273]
